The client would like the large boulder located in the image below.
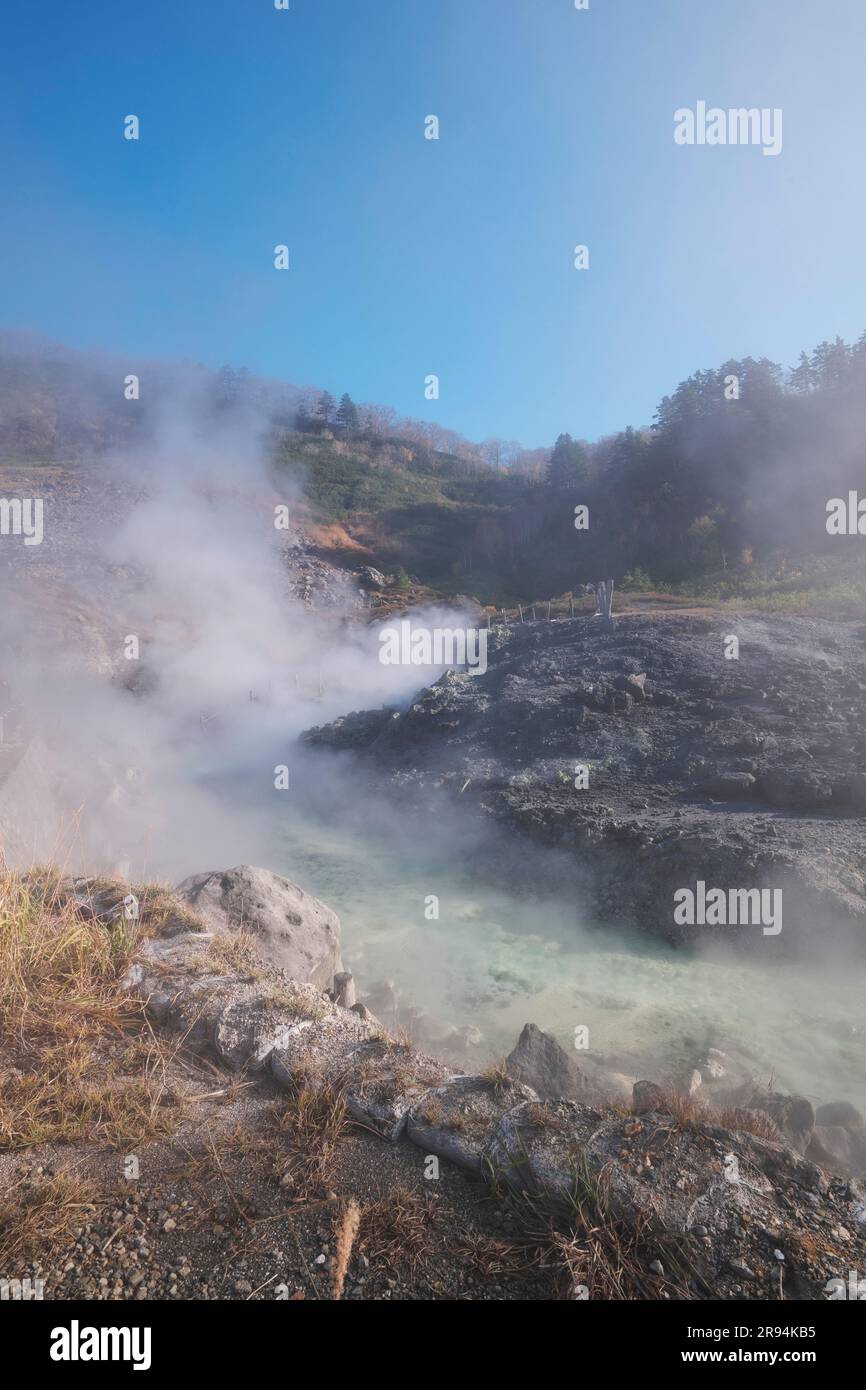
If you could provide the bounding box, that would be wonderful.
[176,865,342,990]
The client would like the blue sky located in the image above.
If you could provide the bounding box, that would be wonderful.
[1,0,865,447]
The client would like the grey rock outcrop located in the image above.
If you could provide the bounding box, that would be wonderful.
[119,880,866,1300]
[505,1022,635,1105]
[505,1023,588,1101]
[177,865,342,990]
[407,1074,538,1175]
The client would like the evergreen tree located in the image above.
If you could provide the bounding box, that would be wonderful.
[546,432,589,488]
[316,390,336,423]
[336,392,359,430]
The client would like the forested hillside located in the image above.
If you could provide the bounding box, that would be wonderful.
[2,329,865,607]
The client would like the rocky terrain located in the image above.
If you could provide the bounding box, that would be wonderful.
[304,611,866,953]
[3,864,865,1303]
[2,462,865,1300]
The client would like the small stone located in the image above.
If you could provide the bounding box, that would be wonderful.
[234,1279,252,1295]
[162,1218,176,1232]
[649,1259,664,1276]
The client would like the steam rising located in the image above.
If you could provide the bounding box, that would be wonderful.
[0,388,465,878]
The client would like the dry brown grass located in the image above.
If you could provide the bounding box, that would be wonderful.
[270,1081,349,1194]
[358,1186,436,1275]
[263,986,330,1022]
[187,1077,351,1204]
[495,1155,694,1301]
[0,867,183,1151]
[0,1173,98,1269]
[480,1058,513,1096]
[656,1086,782,1144]
[345,1038,442,1107]
[205,930,262,976]
[712,1105,781,1143]
[452,1230,538,1279]
[130,884,204,939]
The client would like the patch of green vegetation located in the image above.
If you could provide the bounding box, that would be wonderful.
[275,436,445,518]
[672,550,866,614]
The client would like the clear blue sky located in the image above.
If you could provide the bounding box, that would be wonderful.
[1,0,864,447]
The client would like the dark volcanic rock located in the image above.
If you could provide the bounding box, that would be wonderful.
[303,614,866,951]
[701,771,757,799]
[758,767,834,810]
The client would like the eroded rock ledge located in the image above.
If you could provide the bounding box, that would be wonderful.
[109,866,866,1302]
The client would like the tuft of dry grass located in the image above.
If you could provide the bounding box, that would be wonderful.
[263,985,330,1022]
[270,1081,349,1195]
[0,1046,179,1151]
[181,1077,351,1210]
[358,1186,436,1275]
[0,867,183,1151]
[452,1230,536,1279]
[480,1058,513,1096]
[0,869,138,1046]
[205,931,262,976]
[0,1173,98,1269]
[494,1153,694,1301]
[132,884,204,938]
[712,1105,782,1143]
[656,1087,781,1144]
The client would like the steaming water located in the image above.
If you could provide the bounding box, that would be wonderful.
[276,809,866,1112]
